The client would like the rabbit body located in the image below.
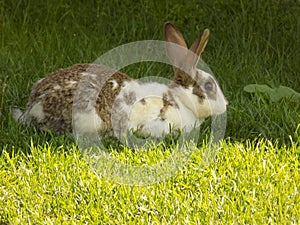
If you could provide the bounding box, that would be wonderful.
[13,23,227,138]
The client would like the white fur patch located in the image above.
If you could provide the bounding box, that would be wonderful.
[73,108,103,137]
[113,81,185,137]
[53,85,61,90]
[109,80,119,90]
[29,102,45,122]
[129,97,182,136]
[65,80,78,88]
[81,72,97,77]
[12,108,23,122]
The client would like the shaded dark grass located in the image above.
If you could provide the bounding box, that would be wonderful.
[0,0,299,153]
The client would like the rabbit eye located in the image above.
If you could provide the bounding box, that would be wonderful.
[204,81,213,92]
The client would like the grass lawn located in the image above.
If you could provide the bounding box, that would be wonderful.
[0,0,299,224]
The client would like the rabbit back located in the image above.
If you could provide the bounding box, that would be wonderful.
[23,64,132,133]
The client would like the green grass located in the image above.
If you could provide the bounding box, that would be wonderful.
[1,140,299,224]
[0,0,300,223]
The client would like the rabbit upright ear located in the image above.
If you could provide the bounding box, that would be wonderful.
[164,22,187,49]
[187,29,210,68]
[164,22,188,68]
[190,29,209,57]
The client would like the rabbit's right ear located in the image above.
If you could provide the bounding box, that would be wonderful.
[164,22,189,68]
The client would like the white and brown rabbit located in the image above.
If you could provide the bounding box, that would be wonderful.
[13,23,227,138]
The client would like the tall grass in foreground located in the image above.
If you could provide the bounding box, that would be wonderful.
[0,139,299,224]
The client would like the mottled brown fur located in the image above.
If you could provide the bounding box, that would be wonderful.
[27,64,132,132]
[172,68,205,103]
[95,71,131,129]
[159,91,178,121]
[173,69,195,88]
[139,98,146,105]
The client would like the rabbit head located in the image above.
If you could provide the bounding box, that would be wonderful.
[164,22,227,120]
